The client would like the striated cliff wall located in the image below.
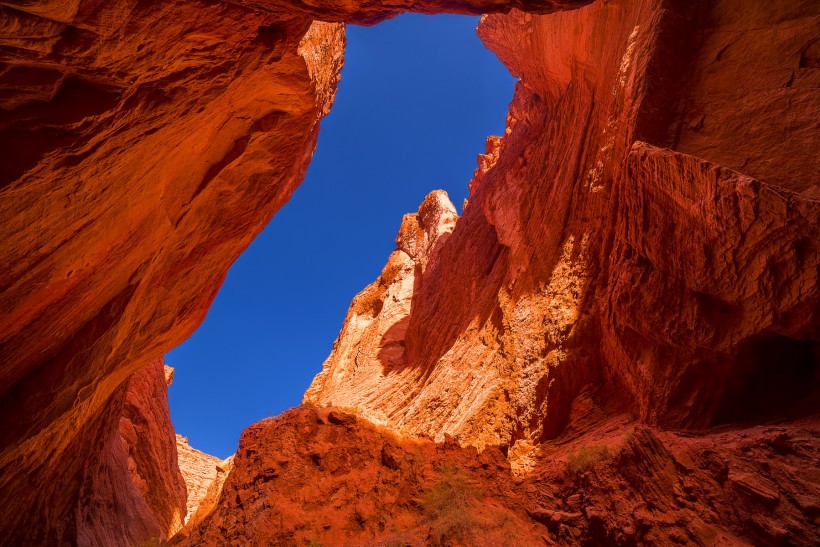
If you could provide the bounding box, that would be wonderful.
[64,359,186,546]
[0,0,589,543]
[175,434,233,533]
[307,0,819,451]
[1,0,818,544]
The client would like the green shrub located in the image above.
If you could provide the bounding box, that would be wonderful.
[420,463,481,545]
[566,444,610,474]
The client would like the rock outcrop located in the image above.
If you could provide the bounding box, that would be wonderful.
[0,0,587,543]
[175,435,234,532]
[304,190,460,428]
[75,359,186,546]
[1,0,818,544]
[179,406,820,546]
[307,0,820,451]
[176,405,548,546]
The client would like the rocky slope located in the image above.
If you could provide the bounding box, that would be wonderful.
[307,0,820,451]
[179,406,820,546]
[0,0,586,543]
[176,405,549,546]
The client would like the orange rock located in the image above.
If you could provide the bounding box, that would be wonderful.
[307,0,820,452]
[0,0,591,542]
[175,435,234,533]
[0,5,345,542]
[176,405,546,546]
[179,406,820,546]
[79,359,187,545]
[1,0,818,543]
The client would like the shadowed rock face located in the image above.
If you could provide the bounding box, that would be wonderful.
[180,408,820,546]
[1,0,818,544]
[307,0,819,450]
[176,405,550,546]
[78,360,186,546]
[0,0,590,543]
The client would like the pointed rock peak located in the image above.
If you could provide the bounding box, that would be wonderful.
[396,190,458,261]
[164,365,175,386]
[418,189,458,237]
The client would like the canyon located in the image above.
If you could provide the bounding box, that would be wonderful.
[0,0,818,545]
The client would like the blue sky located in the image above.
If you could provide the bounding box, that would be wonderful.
[167,14,515,459]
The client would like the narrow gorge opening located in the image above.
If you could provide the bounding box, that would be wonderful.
[166,14,515,460]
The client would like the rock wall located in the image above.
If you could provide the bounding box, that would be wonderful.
[0,0,588,542]
[176,405,548,546]
[307,0,820,450]
[175,434,233,532]
[0,5,344,543]
[1,0,818,543]
[56,359,186,546]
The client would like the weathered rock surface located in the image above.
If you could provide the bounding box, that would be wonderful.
[0,0,587,543]
[175,434,234,532]
[530,413,820,545]
[176,405,547,546]
[76,359,186,546]
[1,0,818,544]
[304,190,460,428]
[307,0,820,451]
[0,8,344,545]
[179,405,820,546]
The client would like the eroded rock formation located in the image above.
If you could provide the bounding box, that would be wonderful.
[176,405,549,546]
[1,0,818,544]
[0,0,591,542]
[307,0,820,451]
[59,359,186,545]
[304,190,461,427]
[180,407,820,546]
[175,435,234,532]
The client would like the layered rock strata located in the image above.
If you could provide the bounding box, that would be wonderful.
[307,0,820,451]
[304,190,460,428]
[77,359,186,546]
[0,0,587,542]
[1,0,818,544]
[175,435,234,532]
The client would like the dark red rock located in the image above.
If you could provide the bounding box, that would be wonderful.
[176,406,547,546]
[73,360,186,546]
[0,0,817,544]
[308,0,820,449]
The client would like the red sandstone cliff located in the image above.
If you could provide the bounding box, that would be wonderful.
[307,0,820,450]
[0,0,585,543]
[1,0,818,544]
[75,359,186,545]
[176,405,549,546]
[179,407,820,545]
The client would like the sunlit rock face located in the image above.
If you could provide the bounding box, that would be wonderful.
[0,6,344,545]
[307,0,819,451]
[0,0,591,542]
[175,435,233,534]
[1,0,818,544]
[304,190,460,427]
